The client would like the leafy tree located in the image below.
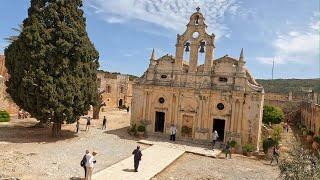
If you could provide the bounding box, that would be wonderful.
[4,0,99,137]
[263,105,285,124]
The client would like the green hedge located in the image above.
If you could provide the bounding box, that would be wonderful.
[263,138,278,154]
[263,105,285,124]
[0,110,10,122]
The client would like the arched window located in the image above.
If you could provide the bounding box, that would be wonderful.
[106,85,111,93]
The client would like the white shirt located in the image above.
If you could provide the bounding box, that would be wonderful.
[85,153,95,168]
[170,126,177,135]
[212,131,219,140]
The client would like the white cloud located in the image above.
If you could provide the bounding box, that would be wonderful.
[87,0,242,39]
[257,15,319,65]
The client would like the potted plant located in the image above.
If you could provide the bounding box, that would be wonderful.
[307,130,314,142]
[228,140,237,153]
[301,127,307,136]
[137,125,146,138]
[312,136,320,150]
[127,124,137,136]
[242,144,254,156]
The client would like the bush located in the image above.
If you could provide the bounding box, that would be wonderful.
[279,146,320,179]
[228,140,237,148]
[242,144,254,152]
[263,105,285,124]
[127,124,137,136]
[263,138,279,154]
[314,136,320,144]
[0,110,10,122]
[137,125,146,132]
[272,124,283,142]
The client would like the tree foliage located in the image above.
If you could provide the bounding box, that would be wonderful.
[263,105,285,124]
[4,0,99,137]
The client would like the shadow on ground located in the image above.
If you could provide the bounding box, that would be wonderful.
[0,118,78,143]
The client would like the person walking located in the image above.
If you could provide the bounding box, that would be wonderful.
[85,151,97,180]
[270,145,280,164]
[170,124,177,141]
[76,120,80,133]
[126,106,130,113]
[86,116,91,131]
[102,116,107,130]
[132,146,142,172]
[81,150,89,178]
[225,139,232,159]
[212,130,219,149]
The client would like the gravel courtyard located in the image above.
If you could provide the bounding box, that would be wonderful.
[0,109,147,180]
[154,153,280,180]
[0,108,280,180]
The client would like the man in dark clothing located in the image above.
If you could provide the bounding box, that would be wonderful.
[102,116,107,130]
[81,150,89,178]
[225,140,231,159]
[132,146,142,172]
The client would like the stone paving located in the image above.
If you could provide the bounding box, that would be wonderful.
[92,145,185,180]
[138,139,222,158]
[92,139,222,180]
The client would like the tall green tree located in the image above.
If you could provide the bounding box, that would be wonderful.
[4,0,99,137]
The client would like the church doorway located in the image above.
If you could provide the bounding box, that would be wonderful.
[213,119,225,141]
[118,99,123,107]
[155,111,165,132]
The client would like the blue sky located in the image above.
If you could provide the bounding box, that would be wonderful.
[0,0,319,79]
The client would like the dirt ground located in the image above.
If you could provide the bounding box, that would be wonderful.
[154,153,280,180]
[0,108,147,180]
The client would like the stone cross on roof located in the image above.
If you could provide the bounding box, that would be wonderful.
[196,7,200,12]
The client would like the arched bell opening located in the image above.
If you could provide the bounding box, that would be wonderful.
[183,41,191,65]
[198,41,206,65]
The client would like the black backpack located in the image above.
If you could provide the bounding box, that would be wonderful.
[80,155,86,167]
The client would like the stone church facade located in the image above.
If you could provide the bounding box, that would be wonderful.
[131,8,264,149]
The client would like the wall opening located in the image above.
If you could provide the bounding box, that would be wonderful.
[213,119,225,141]
[155,111,165,133]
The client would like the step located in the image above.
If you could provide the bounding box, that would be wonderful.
[92,145,185,180]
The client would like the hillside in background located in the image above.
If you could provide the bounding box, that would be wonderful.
[256,79,320,94]
[97,70,139,81]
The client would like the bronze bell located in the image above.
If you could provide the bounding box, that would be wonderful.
[185,42,190,52]
[199,41,205,53]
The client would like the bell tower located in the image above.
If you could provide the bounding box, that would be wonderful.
[175,7,215,73]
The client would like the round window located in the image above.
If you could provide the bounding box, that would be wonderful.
[159,97,165,104]
[217,103,224,110]
[192,32,199,38]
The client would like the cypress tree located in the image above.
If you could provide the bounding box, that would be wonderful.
[5,0,99,137]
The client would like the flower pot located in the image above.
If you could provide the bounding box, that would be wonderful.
[231,148,236,154]
[307,135,313,142]
[137,131,144,138]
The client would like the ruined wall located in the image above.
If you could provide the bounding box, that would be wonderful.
[97,72,133,109]
[0,55,19,114]
[301,101,320,136]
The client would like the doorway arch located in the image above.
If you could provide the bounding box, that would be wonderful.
[119,99,123,107]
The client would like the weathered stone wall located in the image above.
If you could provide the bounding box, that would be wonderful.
[0,55,19,114]
[97,72,133,109]
[301,101,320,136]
